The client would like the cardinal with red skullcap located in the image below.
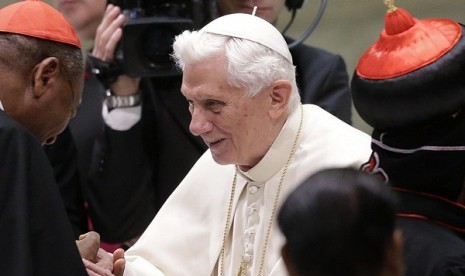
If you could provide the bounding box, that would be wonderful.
[0,1,95,275]
[352,1,465,275]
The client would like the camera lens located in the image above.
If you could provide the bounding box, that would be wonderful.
[114,0,215,77]
[142,27,177,69]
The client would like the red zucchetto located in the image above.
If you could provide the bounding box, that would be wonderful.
[0,0,81,48]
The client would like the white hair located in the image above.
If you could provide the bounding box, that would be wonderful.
[172,30,300,112]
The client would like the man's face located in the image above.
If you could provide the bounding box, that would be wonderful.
[181,54,276,170]
[36,74,83,146]
[216,0,286,25]
[54,0,106,40]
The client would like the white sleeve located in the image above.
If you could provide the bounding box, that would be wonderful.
[102,104,142,131]
[123,152,235,276]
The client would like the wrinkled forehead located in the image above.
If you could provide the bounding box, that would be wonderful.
[181,54,231,93]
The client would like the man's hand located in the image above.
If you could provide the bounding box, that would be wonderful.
[92,4,125,63]
[83,247,119,276]
[92,4,140,96]
[77,231,119,275]
[76,231,100,263]
[84,258,114,276]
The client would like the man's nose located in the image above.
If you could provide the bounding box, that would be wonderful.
[189,108,213,136]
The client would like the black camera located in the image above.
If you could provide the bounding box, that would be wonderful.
[108,0,216,78]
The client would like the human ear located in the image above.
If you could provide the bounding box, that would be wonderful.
[32,57,60,98]
[269,80,292,118]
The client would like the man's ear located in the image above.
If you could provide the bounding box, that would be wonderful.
[269,80,292,118]
[32,57,60,98]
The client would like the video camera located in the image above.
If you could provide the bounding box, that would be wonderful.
[107,0,216,78]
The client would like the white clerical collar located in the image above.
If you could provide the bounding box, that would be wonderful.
[0,99,3,111]
[238,104,303,182]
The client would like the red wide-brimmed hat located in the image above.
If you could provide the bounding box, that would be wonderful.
[0,0,81,48]
[351,1,465,131]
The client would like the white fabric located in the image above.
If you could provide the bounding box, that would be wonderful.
[102,104,141,131]
[123,104,372,276]
[201,13,293,64]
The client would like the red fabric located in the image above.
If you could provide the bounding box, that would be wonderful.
[0,0,81,48]
[356,8,461,79]
[385,8,415,35]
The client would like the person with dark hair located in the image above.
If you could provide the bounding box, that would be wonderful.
[0,0,99,275]
[278,168,404,276]
[352,1,465,275]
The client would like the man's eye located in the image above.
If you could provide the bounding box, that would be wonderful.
[205,100,224,112]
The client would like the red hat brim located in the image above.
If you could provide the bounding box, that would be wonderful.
[356,8,461,80]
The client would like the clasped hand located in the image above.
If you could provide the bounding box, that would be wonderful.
[77,231,126,276]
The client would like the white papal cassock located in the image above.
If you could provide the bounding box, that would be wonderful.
[123,104,372,276]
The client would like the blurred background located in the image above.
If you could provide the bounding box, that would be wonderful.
[0,0,463,133]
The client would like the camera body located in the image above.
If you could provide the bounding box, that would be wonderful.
[108,0,216,78]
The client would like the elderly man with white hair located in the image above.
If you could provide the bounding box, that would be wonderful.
[88,12,372,276]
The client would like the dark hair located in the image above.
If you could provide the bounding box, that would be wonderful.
[278,168,398,276]
[0,33,83,82]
